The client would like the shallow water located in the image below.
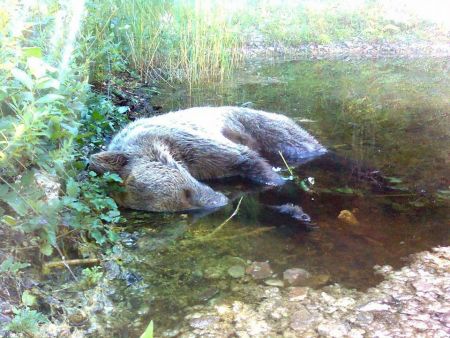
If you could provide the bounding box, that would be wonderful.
[69,58,450,336]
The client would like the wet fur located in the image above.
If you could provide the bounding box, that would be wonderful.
[90,107,326,212]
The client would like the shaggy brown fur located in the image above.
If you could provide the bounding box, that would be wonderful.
[90,107,326,212]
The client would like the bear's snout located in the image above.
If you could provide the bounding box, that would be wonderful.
[189,186,229,210]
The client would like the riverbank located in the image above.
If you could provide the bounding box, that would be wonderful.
[242,38,450,59]
[170,246,450,337]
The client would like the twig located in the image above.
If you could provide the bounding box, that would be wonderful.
[42,258,100,273]
[278,151,294,177]
[200,196,244,240]
[53,245,79,280]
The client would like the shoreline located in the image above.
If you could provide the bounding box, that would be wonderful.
[241,39,450,60]
[172,246,450,337]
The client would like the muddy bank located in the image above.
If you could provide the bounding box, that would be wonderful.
[171,246,450,337]
[242,37,450,59]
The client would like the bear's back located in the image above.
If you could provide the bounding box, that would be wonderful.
[108,107,248,152]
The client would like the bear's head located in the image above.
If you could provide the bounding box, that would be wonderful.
[89,146,228,212]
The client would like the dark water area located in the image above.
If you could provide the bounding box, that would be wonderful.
[84,58,450,336]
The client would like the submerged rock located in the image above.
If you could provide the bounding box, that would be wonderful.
[174,247,450,337]
[337,210,359,226]
[283,268,311,286]
[308,274,331,287]
[189,315,219,330]
[290,306,315,331]
[228,265,246,279]
[317,320,349,337]
[288,287,309,301]
[264,279,284,287]
[246,261,273,280]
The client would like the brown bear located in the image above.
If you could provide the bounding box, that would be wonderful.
[89,106,326,212]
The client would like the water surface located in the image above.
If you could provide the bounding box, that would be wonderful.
[77,58,450,336]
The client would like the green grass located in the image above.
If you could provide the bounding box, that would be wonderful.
[85,0,449,85]
[0,1,124,261]
[86,0,243,85]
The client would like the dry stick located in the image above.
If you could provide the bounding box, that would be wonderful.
[53,245,79,281]
[43,258,100,271]
[278,151,294,177]
[206,196,243,238]
[193,196,244,242]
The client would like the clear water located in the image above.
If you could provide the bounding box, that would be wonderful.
[69,58,450,336]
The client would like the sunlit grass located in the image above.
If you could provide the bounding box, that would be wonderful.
[91,0,243,85]
[85,0,449,85]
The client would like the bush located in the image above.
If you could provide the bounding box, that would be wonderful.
[0,1,126,259]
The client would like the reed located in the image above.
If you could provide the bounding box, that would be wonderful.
[96,0,243,85]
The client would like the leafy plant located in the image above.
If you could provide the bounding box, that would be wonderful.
[6,308,48,335]
[0,257,30,275]
[0,1,125,259]
[81,266,104,287]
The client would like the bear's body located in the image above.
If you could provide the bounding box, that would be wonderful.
[90,107,326,212]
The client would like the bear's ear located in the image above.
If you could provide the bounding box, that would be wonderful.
[152,143,181,169]
[89,151,130,174]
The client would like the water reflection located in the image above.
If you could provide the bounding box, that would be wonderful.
[110,58,450,335]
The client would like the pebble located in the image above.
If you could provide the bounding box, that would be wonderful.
[317,320,349,338]
[228,265,246,279]
[189,315,219,330]
[246,261,273,280]
[264,279,284,287]
[288,287,309,301]
[338,210,359,226]
[290,306,315,331]
[358,301,391,312]
[308,273,331,287]
[283,268,311,286]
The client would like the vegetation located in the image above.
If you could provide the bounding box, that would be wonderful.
[85,0,449,84]
[237,0,449,46]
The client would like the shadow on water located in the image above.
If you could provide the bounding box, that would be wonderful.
[67,58,450,336]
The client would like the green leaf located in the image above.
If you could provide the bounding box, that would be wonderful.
[35,77,60,90]
[104,172,122,183]
[27,57,48,78]
[2,215,17,226]
[21,171,35,187]
[46,228,57,246]
[140,320,154,338]
[23,47,42,58]
[60,123,79,136]
[21,290,37,307]
[39,242,53,256]
[91,110,105,122]
[66,178,80,198]
[91,229,106,245]
[0,184,9,196]
[107,230,119,242]
[35,94,65,105]
[0,258,30,273]
[117,106,129,114]
[11,68,33,90]
[2,191,29,216]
